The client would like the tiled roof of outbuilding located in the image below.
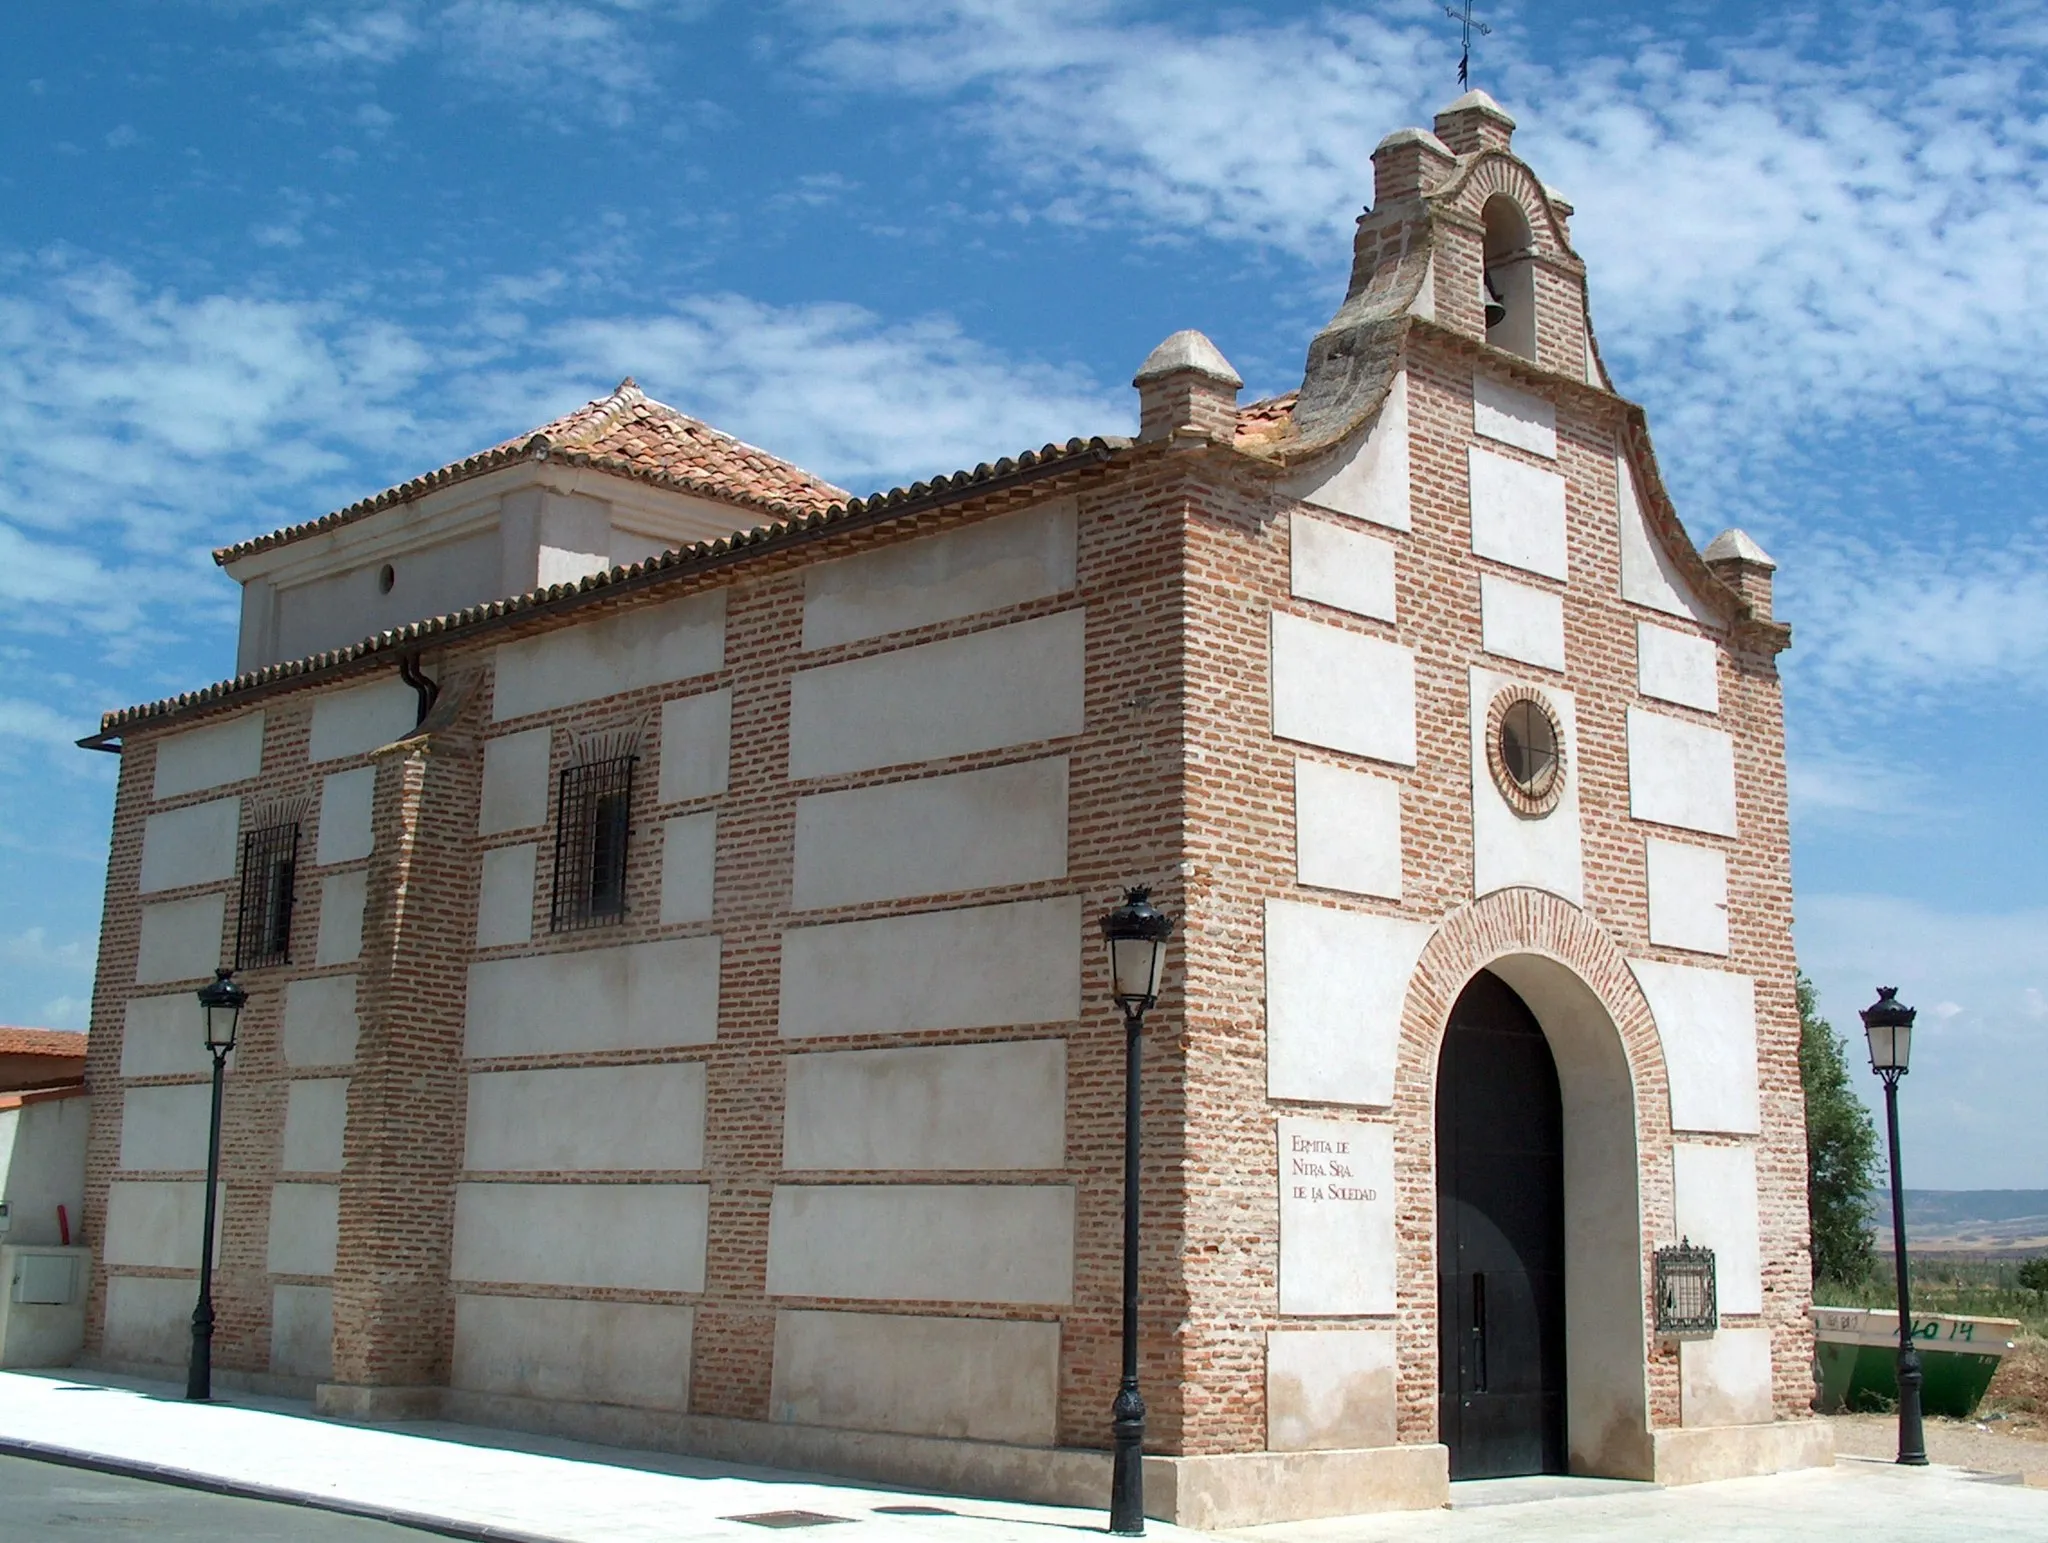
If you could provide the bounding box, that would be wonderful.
[213,379,850,566]
[0,1028,86,1060]
[92,434,1130,744]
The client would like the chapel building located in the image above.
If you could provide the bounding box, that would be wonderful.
[75,93,1825,1523]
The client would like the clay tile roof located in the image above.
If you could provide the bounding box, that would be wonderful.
[1234,391,1299,449]
[0,1028,87,1059]
[213,379,851,566]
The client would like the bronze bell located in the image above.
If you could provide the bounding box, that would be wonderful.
[1483,272,1508,329]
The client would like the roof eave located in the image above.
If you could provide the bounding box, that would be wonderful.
[88,436,1132,751]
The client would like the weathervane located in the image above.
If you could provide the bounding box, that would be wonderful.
[1444,0,1490,88]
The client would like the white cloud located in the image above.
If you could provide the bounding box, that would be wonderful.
[541,294,1128,491]
[275,6,422,67]
[273,2,681,123]
[1797,893,2048,1187]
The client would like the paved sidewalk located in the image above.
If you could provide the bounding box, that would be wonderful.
[0,1370,1165,1543]
[3,1370,2048,1543]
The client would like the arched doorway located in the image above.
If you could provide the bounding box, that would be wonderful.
[1435,969,1566,1479]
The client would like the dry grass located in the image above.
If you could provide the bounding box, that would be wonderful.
[1984,1335,2048,1427]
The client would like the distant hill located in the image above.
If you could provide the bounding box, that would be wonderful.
[1870,1190,2048,1254]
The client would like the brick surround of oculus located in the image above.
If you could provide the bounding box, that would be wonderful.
[74,88,1822,1527]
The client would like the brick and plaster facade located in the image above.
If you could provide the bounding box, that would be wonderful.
[75,93,1824,1524]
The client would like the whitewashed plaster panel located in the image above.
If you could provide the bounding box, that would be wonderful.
[464,1064,707,1173]
[1673,1143,1762,1316]
[660,812,718,925]
[790,610,1086,779]
[1280,371,1411,532]
[152,713,263,800]
[1265,900,1433,1107]
[1468,446,1568,581]
[1617,456,1714,623]
[103,1180,223,1268]
[1646,839,1730,956]
[453,1295,694,1411]
[314,872,366,966]
[1629,959,1759,1134]
[451,1182,709,1291]
[315,766,377,865]
[138,797,241,894]
[309,678,417,763]
[492,590,725,721]
[1293,759,1402,900]
[1479,575,1566,673]
[1470,668,1584,904]
[478,728,552,834]
[779,895,1080,1040]
[1637,622,1720,713]
[1627,707,1738,838]
[267,1183,340,1276]
[475,843,537,947]
[1276,1118,1397,1316]
[465,937,721,1058]
[1269,613,1417,767]
[270,1284,334,1380]
[1267,1327,1398,1451]
[791,757,1068,910]
[121,993,219,1078]
[118,1085,213,1172]
[766,1184,1074,1304]
[771,1310,1059,1446]
[1473,373,1558,459]
[134,895,226,985]
[783,1039,1065,1172]
[104,1276,200,1366]
[283,975,359,1067]
[658,687,733,803]
[282,1079,350,1174]
[802,501,1077,651]
[1290,513,1397,623]
[1680,1327,1774,1427]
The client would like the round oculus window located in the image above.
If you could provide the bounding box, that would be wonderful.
[1487,687,1566,816]
[377,563,396,594]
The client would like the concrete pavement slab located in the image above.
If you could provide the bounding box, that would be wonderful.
[1227,1458,2048,1542]
[0,1369,1191,1543]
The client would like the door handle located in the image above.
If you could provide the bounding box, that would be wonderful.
[1471,1272,1488,1393]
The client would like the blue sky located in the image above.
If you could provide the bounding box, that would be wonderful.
[2,1,2043,1186]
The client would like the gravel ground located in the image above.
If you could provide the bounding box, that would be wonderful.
[1827,1412,2048,1482]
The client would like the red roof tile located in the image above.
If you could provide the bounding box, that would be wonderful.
[214,379,850,566]
[0,1028,86,1060]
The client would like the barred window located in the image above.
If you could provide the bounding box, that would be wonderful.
[234,821,299,970]
[551,753,636,931]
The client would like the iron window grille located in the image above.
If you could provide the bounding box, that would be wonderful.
[234,821,300,970]
[551,753,636,931]
[1654,1238,1719,1336]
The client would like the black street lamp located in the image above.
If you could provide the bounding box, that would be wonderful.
[1098,887,1173,1537]
[187,967,246,1402]
[1860,985,1926,1467]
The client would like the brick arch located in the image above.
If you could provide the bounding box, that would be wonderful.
[1385,886,1680,1472]
[1439,154,1574,262]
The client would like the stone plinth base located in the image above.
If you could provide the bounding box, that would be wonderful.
[1650,1420,1834,1486]
[321,1385,1453,1526]
[315,1383,446,1422]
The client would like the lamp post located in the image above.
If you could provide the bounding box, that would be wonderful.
[1098,886,1173,1537]
[188,967,246,1402]
[1860,985,1926,1467]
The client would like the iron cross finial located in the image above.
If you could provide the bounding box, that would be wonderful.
[1445,0,1491,88]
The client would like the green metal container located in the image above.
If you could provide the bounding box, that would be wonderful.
[1811,1306,2020,1418]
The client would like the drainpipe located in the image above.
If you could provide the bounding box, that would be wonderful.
[397,654,440,728]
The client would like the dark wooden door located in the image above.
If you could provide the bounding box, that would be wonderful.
[1436,969,1567,1479]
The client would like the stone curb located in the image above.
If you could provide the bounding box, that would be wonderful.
[0,1434,570,1543]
